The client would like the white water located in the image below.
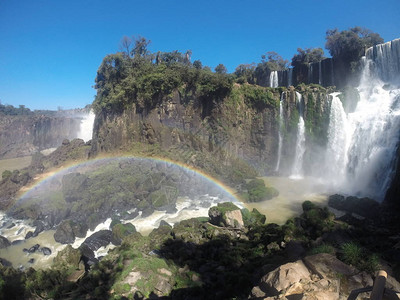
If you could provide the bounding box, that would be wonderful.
[288,68,293,86]
[323,39,400,200]
[77,110,95,142]
[325,92,350,186]
[269,71,278,88]
[291,92,306,178]
[275,93,284,172]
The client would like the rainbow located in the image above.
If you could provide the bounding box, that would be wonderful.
[15,155,240,206]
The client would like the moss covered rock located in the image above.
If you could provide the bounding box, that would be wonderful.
[208,202,244,228]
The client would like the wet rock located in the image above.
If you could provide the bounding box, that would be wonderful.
[303,253,357,279]
[0,235,11,249]
[80,230,112,253]
[111,223,136,245]
[40,247,52,256]
[25,231,34,239]
[28,244,40,253]
[28,258,35,264]
[6,223,15,229]
[32,220,45,237]
[0,257,12,267]
[54,219,88,244]
[208,202,244,228]
[11,239,23,245]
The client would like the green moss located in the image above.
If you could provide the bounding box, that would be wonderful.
[242,179,279,202]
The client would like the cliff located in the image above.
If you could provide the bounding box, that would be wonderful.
[0,114,82,159]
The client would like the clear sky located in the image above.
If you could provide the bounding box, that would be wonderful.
[0,0,399,110]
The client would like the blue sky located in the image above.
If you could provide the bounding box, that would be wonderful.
[0,0,399,110]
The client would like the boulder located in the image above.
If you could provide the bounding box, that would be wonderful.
[40,247,52,256]
[0,257,12,267]
[259,260,311,295]
[303,253,357,279]
[111,223,136,245]
[54,219,88,244]
[208,202,244,229]
[80,230,112,253]
[0,235,11,249]
[53,244,82,269]
[28,244,40,253]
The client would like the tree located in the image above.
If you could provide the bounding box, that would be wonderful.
[291,48,324,67]
[260,51,288,71]
[131,36,152,59]
[325,27,383,64]
[193,60,203,70]
[234,63,255,84]
[184,50,192,65]
[215,64,227,74]
[119,36,132,57]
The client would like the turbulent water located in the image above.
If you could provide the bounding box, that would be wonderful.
[324,39,400,200]
[291,92,306,178]
[269,71,278,88]
[77,110,95,142]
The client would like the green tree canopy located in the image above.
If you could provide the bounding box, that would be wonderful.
[291,48,324,67]
[215,64,228,74]
[325,27,383,64]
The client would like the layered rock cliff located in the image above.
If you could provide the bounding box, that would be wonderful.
[0,114,82,159]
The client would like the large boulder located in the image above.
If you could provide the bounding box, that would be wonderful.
[79,230,113,253]
[0,235,11,249]
[208,202,244,229]
[54,219,88,244]
[328,194,380,219]
[258,260,311,295]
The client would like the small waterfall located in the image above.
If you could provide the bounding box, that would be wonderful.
[325,92,350,185]
[291,92,306,178]
[275,93,284,172]
[77,110,95,142]
[269,71,278,88]
[288,68,293,86]
[318,61,322,85]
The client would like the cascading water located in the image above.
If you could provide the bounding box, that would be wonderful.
[291,92,306,178]
[270,71,278,88]
[77,110,95,142]
[288,68,293,87]
[275,93,284,172]
[323,39,400,200]
[325,92,350,185]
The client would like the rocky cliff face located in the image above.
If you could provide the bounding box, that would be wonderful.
[90,85,332,178]
[0,114,82,159]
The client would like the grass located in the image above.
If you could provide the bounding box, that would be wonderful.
[0,156,31,175]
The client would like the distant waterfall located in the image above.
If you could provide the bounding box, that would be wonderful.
[288,68,293,86]
[291,92,306,178]
[270,71,278,88]
[275,93,284,172]
[323,39,400,200]
[77,110,95,142]
[318,61,322,85]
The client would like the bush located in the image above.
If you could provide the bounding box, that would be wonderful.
[243,179,279,202]
[1,170,12,180]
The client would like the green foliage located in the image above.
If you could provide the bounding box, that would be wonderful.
[242,179,279,202]
[325,27,383,69]
[215,64,228,74]
[241,208,266,228]
[310,243,335,255]
[234,64,255,84]
[236,84,279,109]
[341,242,363,266]
[340,242,380,273]
[302,200,317,212]
[291,47,324,67]
[1,170,12,180]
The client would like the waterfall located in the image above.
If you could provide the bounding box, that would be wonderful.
[288,68,293,86]
[308,64,312,84]
[269,71,278,88]
[291,92,306,178]
[318,61,322,85]
[323,39,400,200]
[325,92,350,185]
[77,110,95,142]
[275,93,284,172]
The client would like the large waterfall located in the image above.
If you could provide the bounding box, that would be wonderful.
[270,71,278,88]
[291,92,306,178]
[324,39,400,200]
[77,110,95,142]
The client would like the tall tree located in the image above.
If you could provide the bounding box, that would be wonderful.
[131,36,152,59]
[325,27,383,64]
[291,48,324,67]
[215,64,227,74]
[119,36,132,57]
